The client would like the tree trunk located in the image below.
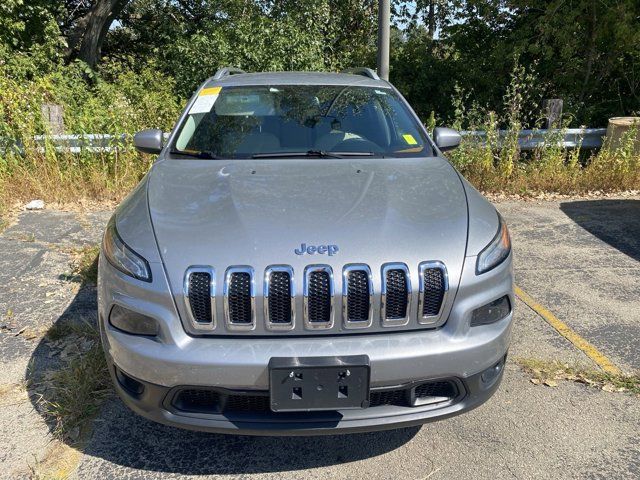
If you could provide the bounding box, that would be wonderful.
[578,0,598,105]
[77,0,128,68]
[428,1,436,39]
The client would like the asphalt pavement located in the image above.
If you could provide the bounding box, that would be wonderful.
[0,197,638,479]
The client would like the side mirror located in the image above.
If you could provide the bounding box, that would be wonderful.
[133,129,163,154]
[433,127,461,152]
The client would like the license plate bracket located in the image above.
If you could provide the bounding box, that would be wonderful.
[269,355,370,412]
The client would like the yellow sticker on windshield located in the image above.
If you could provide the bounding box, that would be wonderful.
[199,86,222,96]
[402,134,418,145]
[189,87,222,114]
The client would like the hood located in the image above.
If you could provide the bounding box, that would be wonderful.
[147,156,468,300]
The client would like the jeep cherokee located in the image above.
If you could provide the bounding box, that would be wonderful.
[98,67,513,435]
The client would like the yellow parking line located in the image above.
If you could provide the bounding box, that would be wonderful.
[514,285,622,375]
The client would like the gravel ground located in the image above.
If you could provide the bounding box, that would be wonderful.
[0,198,638,479]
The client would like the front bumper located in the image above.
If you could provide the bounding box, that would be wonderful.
[98,248,513,435]
[106,352,506,435]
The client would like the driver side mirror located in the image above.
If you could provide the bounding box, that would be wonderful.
[133,129,164,154]
[433,127,461,152]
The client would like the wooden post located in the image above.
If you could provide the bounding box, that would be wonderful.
[41,104,65,135]
[605,117,640,154]
[542,99,563,129]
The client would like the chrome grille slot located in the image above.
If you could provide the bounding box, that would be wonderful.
[381,263,411,326]
[342,265,373,328]
[224,266,255,330]
[304,265,334,329]
[183,266,215,331]
[418,261,449,325]
[264,266,295,330]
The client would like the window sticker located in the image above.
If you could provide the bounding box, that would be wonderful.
[402,134,418,145]
[189,86,222,114]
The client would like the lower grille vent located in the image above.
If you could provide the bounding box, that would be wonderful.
[414,381,457,399]
[171,380,460,415]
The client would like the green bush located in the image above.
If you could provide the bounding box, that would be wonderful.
[0,59,181,211]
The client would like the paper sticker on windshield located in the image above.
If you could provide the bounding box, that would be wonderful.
[402,134,418,145]
[189,87,222,114]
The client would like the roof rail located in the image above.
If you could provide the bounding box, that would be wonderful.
[341,67,380,81]
[213,67,246,80]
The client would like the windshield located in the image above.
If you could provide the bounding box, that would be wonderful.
[172,85,432,158]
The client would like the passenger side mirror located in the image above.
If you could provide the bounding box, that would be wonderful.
[433,127,461,152]
[133,129,164,154]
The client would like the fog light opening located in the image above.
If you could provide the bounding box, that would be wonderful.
[115,367,145,396]
[481,356,506,385]
[109,304,159,336]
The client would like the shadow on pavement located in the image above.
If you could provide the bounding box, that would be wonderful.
[27,280,419,476]
[560,199,640,262]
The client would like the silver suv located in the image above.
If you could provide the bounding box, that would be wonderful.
[98,67,513,435]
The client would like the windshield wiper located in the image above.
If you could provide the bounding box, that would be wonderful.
[169,149,221,159]
[251,150,375,159]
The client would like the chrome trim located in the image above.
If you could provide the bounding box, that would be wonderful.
[223,266,256,331]
[263,265,295,331]
[380,263,411,327]
[183,266,216,331]
[303,265,334,330]
[342,264,373,329]
[417,261,449,325]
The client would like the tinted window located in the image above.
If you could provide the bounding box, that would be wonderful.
[173,85,431,158]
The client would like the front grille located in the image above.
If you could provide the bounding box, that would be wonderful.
[419,262,448,321]
[266,270,292,324]
[345,268,371,323]
[226,270,253,324]
[187,272,212,323]
[306,269,332,324]
[184,267,215,329]
[384,268,409,320]
[185,261,450,333]
[171,380,460,415]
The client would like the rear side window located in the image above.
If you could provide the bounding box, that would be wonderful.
[173,85,431,158]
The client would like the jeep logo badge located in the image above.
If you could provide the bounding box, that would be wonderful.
[294,243,339,256]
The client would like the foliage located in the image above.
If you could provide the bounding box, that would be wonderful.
[0,59,180,213]
[107,0,377,96]
[0,0,639,218]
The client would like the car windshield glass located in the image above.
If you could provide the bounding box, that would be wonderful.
[171,84,432,158]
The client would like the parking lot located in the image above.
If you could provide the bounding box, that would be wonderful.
[1,196,638,479]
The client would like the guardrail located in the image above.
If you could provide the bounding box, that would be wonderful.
[1,128,606,155]
[461,128,606,150]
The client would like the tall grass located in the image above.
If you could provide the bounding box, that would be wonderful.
[447,59,640,195]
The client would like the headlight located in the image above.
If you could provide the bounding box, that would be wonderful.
[103,216,152,282]
[476,214,511,274]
